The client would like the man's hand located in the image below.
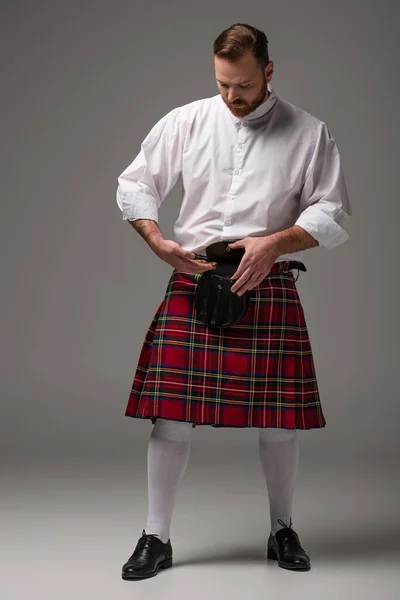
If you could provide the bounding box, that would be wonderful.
[155,240,216,274]
[229,236,280,296]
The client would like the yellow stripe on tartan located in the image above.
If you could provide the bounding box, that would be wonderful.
[211,326,223,423]
[152,289,171,416]
[294,283,306,429]
[247,283,258,426]
[277,274,287,427]
[186,301,195,422]
[151,342,313,353]
[137,390,321,405]
[155,322,311,334]
[143,367,318,383]
[262,273,273,427]
[200,324,210,422]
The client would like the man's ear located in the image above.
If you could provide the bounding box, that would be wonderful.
[266,61,274,83]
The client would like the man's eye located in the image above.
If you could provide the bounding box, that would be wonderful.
[240,85,249,89]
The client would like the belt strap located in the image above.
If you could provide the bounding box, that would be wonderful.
[195,241,307,280]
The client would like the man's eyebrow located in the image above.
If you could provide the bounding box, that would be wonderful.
[216,79,252,85]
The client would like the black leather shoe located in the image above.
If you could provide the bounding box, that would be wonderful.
[121,529,173,580]
[267,519,311,571]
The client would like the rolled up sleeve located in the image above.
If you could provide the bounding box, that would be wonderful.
[116,107,187,222]
[295,122,351,249]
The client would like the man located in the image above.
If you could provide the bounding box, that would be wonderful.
[116,23,351,580]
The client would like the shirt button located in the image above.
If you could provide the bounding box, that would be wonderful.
[234,170,240,175]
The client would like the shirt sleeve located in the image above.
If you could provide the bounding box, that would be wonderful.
[295,122,351,249]
[116,107,188,222]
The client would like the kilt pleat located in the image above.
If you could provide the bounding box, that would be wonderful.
[125,261,326,429]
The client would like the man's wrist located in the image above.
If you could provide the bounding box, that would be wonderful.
[148,234,166,256]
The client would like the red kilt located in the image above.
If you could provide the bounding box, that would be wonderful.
[125,261,326,429]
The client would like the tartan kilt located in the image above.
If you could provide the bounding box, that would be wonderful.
[125,261,326,429]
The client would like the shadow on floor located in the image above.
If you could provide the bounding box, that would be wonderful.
[171,528,400,568]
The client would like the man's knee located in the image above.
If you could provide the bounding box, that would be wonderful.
[151,418,193,442]
[259,427,297,444]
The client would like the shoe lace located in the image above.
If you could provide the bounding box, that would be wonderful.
[131,530,159,560]
[276,518,302,547]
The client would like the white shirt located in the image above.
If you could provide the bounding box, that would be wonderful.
[116,85,351,262]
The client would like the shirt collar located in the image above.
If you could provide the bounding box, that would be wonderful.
[222,83,278,123]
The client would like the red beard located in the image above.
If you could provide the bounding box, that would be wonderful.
[224,78,268,118]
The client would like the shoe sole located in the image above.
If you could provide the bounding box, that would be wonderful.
[267,548,310,571]
[121,557,173,580]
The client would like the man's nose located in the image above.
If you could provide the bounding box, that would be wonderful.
[227,88,239,103]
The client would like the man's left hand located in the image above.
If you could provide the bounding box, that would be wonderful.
[229,236,280,296]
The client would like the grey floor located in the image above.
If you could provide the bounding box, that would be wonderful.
[2,443,399,600]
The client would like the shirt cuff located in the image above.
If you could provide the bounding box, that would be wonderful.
[116,188,159,222]
[295,207,350,249]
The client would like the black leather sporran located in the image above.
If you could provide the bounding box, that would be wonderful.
[194,241,249,329]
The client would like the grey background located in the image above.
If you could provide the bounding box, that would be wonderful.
[1,0,399,598]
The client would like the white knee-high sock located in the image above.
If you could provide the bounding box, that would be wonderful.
[144,418,193,543]
[258,428,299,535]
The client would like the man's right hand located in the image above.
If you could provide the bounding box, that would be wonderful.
[155,240,216,274]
